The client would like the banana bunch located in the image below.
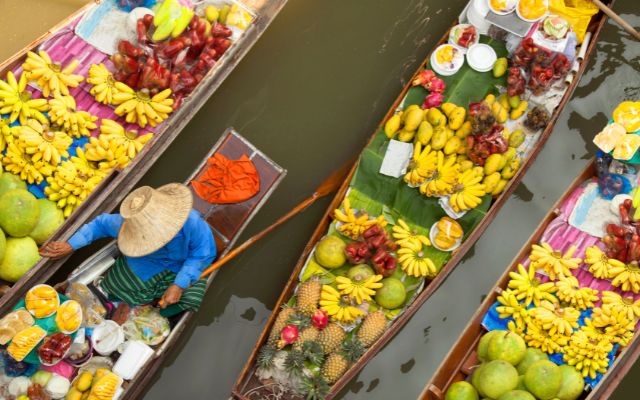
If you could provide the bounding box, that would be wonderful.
[563,330,613,379]
[608,262,640,293]
[22,51,84,98]
[554,275,600,310]
[335,275,383,304]
[419,151,460,197]
[2,142,55,184]
[112,85,174,128]
[17,119,72,165]
[87,63,119,105]
[333,198,386,239]
[44,159,106,217]
[496,289,530,331]
[0,118,14,151]
[530,300,580,336]
[84,119,154,170]
[71,147,112,178]
[391,218,431,248]
[319,285,365,324]
[507,263,558,306]
[584,245,624,279]
[48,95,98,138]
[404,143,437,186]
[601,291,640,320]
[591,306,635,346]
[397,240,437,278]
[449,169,487,212]
[529,242,581,281]
[525,321,570,354]
[0,71,49,125]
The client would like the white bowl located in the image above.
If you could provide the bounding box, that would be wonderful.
[429,223,462,252]
[487,0,518,15]
[466,43,498,72]
[431,44,465,76]
[516,0,549,23]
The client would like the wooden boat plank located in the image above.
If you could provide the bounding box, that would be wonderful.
[231,3,613,399]
[0,0,288,311]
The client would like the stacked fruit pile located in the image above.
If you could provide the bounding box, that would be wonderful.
[386,95,524,213]
[444,330,587,400]
[256,227,418,399]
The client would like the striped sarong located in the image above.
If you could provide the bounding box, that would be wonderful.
[102,257,207,317]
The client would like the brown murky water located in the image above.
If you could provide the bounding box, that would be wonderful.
[2,0,640,398]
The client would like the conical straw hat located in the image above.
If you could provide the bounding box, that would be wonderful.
[117,183,193,258]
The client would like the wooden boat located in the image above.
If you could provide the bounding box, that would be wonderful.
[231,2,613,399]
[29,128,285,400]
[0,0,287,309]
[420,158,640,400]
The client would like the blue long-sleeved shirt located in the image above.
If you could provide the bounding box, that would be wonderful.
[68,210,217,289]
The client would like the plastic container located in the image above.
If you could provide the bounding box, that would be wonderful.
[430,223,462,252]
[25,284,60,319]
[430,44,465,76]
[113,340,154,380]
[448,24,479,51]
[91,321,124,356]
[516,0,549,22]
[55,300,83,334]
[467,0,492,33]
[466,43,498,72]
[487,0,518,15]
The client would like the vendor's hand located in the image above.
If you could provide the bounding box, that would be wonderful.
[39,242,73,259]
[160,284,183,308]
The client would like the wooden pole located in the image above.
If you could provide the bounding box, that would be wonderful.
[591,0,640,41]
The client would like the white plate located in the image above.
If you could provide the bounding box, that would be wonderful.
[516,0,548,23]
[466,43,498,72]
[429,223,462,252]
[431,44,465,77]
[487,0,518,15]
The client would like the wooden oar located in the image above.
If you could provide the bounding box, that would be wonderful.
[158,159,355,306]
[591,0,640,41]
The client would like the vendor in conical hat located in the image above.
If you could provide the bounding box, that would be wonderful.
[40,183,217,317]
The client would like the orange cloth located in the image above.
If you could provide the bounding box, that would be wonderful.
[192,154,260,204]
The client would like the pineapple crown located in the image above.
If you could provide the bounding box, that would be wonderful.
[301,341,325,366]
[340,337,365,363]
[299,375,330,400]
[284,350,306,376]
[257,345,278,370]
[287,312,312,330]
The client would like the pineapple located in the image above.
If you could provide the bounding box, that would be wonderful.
[284,349,306,376]
[321,353,349,384]
[356,311,387,347]
[300,375,330,400]
[317,323,346,354]
[268,306,296,345]
[297,277,322,315]
[293,326,320,351]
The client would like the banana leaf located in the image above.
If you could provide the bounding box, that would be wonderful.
[402,35,508,109]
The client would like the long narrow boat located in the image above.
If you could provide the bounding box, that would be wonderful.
[0,0,287,309]
[231,2,613,399]
[420,154,640,400]
[0,128,285,399]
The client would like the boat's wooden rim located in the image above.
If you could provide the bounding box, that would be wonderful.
[230,3,613,399]
[418,159,640,400]
[0,0,288,313]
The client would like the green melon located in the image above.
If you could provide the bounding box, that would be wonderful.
[517,348,549,375]
[0,173,27,197]
[477,330,504,362]
[347,264,375,282]
[498,390,536,400]
[0,237,40,282]
[524,360,562,400]
[0,190,40,237]
[374,277,406,309]
[475,360,519,399]
[314,235,346,268]
[445,381,479,400]
[555,365,584,400]
[0,229,5,264]
[29,199,64,244]
[487,331,527,365]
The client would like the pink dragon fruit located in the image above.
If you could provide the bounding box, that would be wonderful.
[422,92,444,109]
[412,69,436,87]
[277,324,299,348]
[426,77,446,93]
[311,309,328,330]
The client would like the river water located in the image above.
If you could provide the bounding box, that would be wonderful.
[2,0,640,399]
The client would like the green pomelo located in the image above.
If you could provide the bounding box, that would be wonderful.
[445,381,479,400]
[555,365,584,400]
[0,190,40,237]
[471,364,487,396]
[0,174,27,197]
[0,229,5,264]
[476,360,519,399]
[498,390,536,400]
[517,348,549,375]
[515,375,526,391]
[29,199,64,244]
[347,264,375,282]
[374,277,406,309]
[524,360,562,400]
[487,331,527,365]
[314,235,346,268]
[477,330,505,362]
[0,237,40,282]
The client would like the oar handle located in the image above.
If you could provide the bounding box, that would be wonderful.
[592,0,640,41]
